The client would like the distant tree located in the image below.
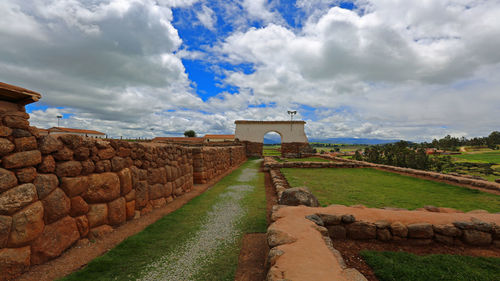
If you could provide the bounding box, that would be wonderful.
[184,130,196,137]
[354,150,363,161]
[487,131,500,149]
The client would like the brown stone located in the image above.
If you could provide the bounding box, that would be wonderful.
[267,227,297,247]
[8,201,44,247]
[390,221,408,237]
[151,198,166,209]
[407,223,434,239]
[14,136,37,152]
[0,167,18,192]
[15,167,37,184]
[124,189,135,202]
[87,203,108,228]
[60,176,89,197]
[111,156,127,172]
[81,159,95,175]
[12,129,31,138]
[435,233,454,245]
[377,228,392,241]
[0,138,15,157]
[0,126,12,137]
[108,197,126,226]
[38,155,55,173]
[58,134,83,149]
[38,135,63,154]
[2,150,41,169]
[118,168,132,195]
[462,230,492,246]
[318,214,342,226]
[82,173,120,203]
[33,174,58,200]
[53,146,74,161]
[95,160,111,173]
[135,180,149,209]
[117,147,131,157]
[42,188,70,224]
[75,215,89,237]
[69,196,89,217]
[89,225,113,240]
[0,215,12,248]
[3,115,29,129]
[98,147,115,160]
[327,225,346,239]
[0,183,38,215]
[74,147,89,161]
[149,183,164,200]
[147,168,163,184]
[125,201,135,220]
[433,224,462,237]
[30,216,80,265]
[55,161,82,177]
[140,202,153,215]
[0,246,30,281]
[346,221,376,240]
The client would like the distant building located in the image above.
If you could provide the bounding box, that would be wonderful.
[152,137,204,144]
[48,127,106,138]
[38,128,49,136]
[203,134,235,142]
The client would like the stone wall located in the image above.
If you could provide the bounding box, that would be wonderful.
[0,99,245,280]
[242,141,263,157]
[281,142,312,158]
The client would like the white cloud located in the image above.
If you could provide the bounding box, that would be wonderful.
[196,5,217,31]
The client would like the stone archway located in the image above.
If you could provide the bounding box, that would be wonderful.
[234,120,311,157]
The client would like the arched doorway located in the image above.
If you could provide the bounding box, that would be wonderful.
[263,131,282,156]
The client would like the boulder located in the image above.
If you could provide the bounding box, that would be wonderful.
[125,200,135,220]
[38,135,63,154]
[149,183,164,200]
[82,173,120,203]
[14,136,37,152]
[0,183,38,215]
[0,167,18,192]
[377,228,392,241]
[305,214,324,226]
[98,147,115,160]
[318,214,342,226]
[108,197,126,226]
[30,216,80,264]
[73,147,90,161]
[111,156,127,172]
[69,196,89,217]
[118,168,132,195]
[0,215,12,248]
[267,226,297,247]
[12,129,31,138]
[38,155,56,173]
[95,160,111,173]
[278,187,320,207]
[15,167,37,183]
[55,161,82,177]
[341,214,356,224]
[462,230,492,246]
[433,224,462,237]
[407,223,434,239]
[3,115,29,129]
[0,138,15,157]
[87,203,108,228]
[53,146,74,161]
[8,201,44,247]
[0,126,12,137]
[134,180,149,208]
[346,221,376,240]
[124,189,136,202]
[0,246,31,281]
[390,221,408,237]
[42,188,70,224]
[33,174,58,200]
[80,159,95,175]
[2,150,41,169]
[60,176,89,197]
[74,215,89,237]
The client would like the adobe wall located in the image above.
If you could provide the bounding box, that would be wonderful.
[0,99,245,280]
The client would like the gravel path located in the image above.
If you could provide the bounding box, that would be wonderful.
[137,162,259,281]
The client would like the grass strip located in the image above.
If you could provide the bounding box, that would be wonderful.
[61,160,266,281]
[281,168,500,212]
[360,250,500,281]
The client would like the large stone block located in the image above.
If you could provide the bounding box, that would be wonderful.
[278,187,320,207]
[0,183,38,215]
[111,156,127,172]
[81,159,95,175]
[74,215,89,237]
[390,221,408,237]
[38,135,63,154]
[149,183,164,200]
[33,174,58,200]
[87,203,108,228]
[53,146,74,161]
[108,197,126,226]
[8,201,44,247]
[125,200,135,220]
[73,147,90,161]
[2,150,41,169]
[15,167,37,183]
[346,221,376,240]
[98,147,115,160]
[433,224,462,237]
[38,155,55,173]
[0,126,12,137]
[69,196,89,217]
[118,168,132,195]
[55,161,82,177]
[3,115,29,129]
[14,136,37,152]
[0,138,15,157]
[0,215,12,248]
[0,246,30,281]
[82,173,120,203]
[0,167,18,192]
[462,230,492,246]
[407,223,434,239]
[30,216,80,265]
[134,180,149,209]
[61,176,89,197]
[42,188,71,224]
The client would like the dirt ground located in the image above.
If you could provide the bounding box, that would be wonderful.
[16,164,242,281]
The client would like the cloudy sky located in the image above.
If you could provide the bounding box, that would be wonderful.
[2,0,499,141]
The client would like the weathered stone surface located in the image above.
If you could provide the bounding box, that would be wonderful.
[89,225,113,240]
[14,136,37,152]
[95,160,111,173]
[0,138,15,157]
[471,217,493,232]
[87,203,108,228]
[3,115,29,129]
[11,129,30,138]
[58,134,83,149]
[42,188,70,224]
[30,216,80,265]
[38,155,55,173]
[0,215,12,248]
[81,159,95,175]
[462,230,492,246]
[278,187,320,207]
[346,221,376,240]
[117,147,131,157]
[341,214,355,224]
[98,147,115,160]
[390,221,408,237]
[8,201,44,247]
[435,233,454,245]
[318,214,341,225]
[328,225,346,239]
[377,228,392,241]
[125,200,135,220]
[0,183,38,215]
[118,168,132,195]
[140,202,153,215]
[33,174,58,200]
[433,224,462,237]
[374,220,390,229]
[75,215,89,237]
[266,247,284,268]
[0,167,18,192]
[60,176,89,197]
[305,214,324,226]
[53,146,74,161]
[0,126,12,137]
[2,150,41,169]
[38,135,63,154]
[124,189,136,202]
[267,227,297,247]
[108,197,126,226]
[163,182,173,197]
[149,183,164,200]
[15,167,37,183]
[69,196,89,217]
[111,156,127,172]
[151,198,166,209]
[55,161,82,177]
[135,180,149,208]
[0,246,31,281]
[453,221,475,230]
[408,223,434,239]
[73,147,90,161]
[82,173,120,203]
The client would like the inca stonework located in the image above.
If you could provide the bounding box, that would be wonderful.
[0,83,246,280]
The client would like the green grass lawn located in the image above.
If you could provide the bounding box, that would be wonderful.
[61,160,266,281]
[281,168,500,212]
[276,157,333,162]
[263,146,281,156]
[361,251,500,281]
[452,151,500,163]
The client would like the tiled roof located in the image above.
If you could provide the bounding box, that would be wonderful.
[50,127,105,135]
[203,134,235,139]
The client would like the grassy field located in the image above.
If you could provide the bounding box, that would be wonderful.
[453,151,500,163]
[276,157,333,162]
[361,251,500,281]
[281,168,500,212]
[61,160,266,281]
[263,145,281,156]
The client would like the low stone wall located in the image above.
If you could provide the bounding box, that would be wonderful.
[242,141,263,157]
[264,159,366,169]
[324,155,500,192]
[191,146,246,184]
[281,142,312,158]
